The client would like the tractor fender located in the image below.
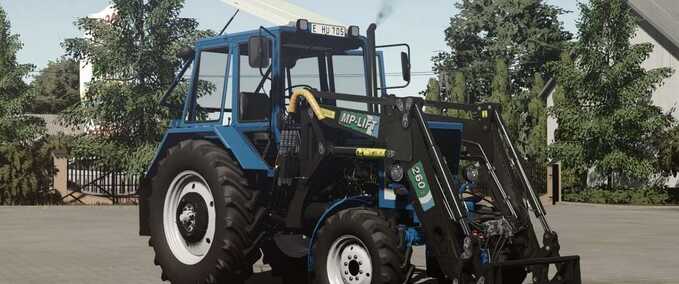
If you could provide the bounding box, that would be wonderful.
[143,127,271,182]
[306,196,373,271]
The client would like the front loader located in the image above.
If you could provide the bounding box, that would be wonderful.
[138,19,581,284]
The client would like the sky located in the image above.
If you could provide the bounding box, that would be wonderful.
[1,0,580,96]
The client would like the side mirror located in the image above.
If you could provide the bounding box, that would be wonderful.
[177,47,195,61]
[248,36,271,68]
[401,51,411,82]
[376,43,411,90]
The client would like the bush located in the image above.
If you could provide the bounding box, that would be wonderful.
[563,186,670,205]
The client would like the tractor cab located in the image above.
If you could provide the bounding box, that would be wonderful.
[159,20,411,173]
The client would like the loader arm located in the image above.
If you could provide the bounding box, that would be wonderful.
[282,89,580,283]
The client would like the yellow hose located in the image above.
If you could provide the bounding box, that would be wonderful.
[287,88,327,120]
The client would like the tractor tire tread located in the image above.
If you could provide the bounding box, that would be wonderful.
[314,207,405,284]
[148,139,263,284]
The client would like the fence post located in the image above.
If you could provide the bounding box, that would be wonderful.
[112,171,117,205]
[52,150,69,201]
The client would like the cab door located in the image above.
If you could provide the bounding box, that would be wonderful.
[183,42,233,126]
[232,36,279,164]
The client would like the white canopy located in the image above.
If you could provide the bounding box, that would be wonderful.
[221,0,343,26]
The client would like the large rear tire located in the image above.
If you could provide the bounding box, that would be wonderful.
[313,208,405,284]
[148,140,264,283]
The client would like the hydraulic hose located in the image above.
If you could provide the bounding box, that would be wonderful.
[287,88,328,120]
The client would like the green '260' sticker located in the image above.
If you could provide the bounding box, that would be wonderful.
[408,161,435,212]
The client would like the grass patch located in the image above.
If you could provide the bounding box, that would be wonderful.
[563,186,671,205]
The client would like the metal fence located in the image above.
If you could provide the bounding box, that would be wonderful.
[67,158,141,204]
[524,160,547,195]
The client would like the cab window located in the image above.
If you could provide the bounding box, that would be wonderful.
[331,54,368,111]
[188,46,231,122]
[239,42,272,122]
[288,56,322,91]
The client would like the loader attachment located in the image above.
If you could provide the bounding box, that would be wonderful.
[284,89,580,284]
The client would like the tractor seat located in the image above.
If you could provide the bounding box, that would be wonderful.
[239,92,270,121]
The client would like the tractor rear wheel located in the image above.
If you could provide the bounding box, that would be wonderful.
[148,140,264,284]
[313,208,405,284]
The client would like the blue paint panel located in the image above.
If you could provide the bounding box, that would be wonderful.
[427,121,464,130]
[147,126,271,176]
[214,127,272,175]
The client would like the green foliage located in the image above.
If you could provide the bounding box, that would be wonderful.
[0,5,42,145]
[549,0,674,188]
[61,0,210,173]
[422,73,469,118]
[434,0,572,102]
[445,71,468,118]
[451,71,466,105]
[563,186,670,205]
[423,78,441,115]
[526,74,547,163]
[28,58,80,114]
[488,58,520,137]
[0,7,32,102]
[0,5,59,205]
[489,59,509,106]
[0,136,67,205]
[657,125,679,176]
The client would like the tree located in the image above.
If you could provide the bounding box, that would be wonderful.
[62,0,210,173]
[549,0,674,188]
[0,5,56,205]
[423,78,442,115]
[526,73,547,163]
[422,73,468,118]
[434,0,572,103]
[28,58,80,114]
[657,125,679,177]
[0,5,42,144]
[488,58,520,138]
[447,71,467,118]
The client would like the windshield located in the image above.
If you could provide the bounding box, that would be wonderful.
[281,32,369,111]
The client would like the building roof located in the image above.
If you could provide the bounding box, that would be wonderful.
[29,114,84,136]
[627,0,679,60]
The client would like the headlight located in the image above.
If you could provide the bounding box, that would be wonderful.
[389,163,404,182]
[296,19,309,31]
[464,165,479,183]
[348,25,360,37]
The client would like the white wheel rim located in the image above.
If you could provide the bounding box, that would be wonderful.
[326,235,373,284]
[163,170,216,265]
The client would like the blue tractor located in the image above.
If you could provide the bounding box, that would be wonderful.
[138,20,581,284]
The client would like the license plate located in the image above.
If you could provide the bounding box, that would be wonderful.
[310,22,346,37]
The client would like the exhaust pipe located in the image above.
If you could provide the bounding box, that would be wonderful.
[367,23,378,111]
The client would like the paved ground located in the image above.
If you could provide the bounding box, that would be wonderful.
[0,204,678,283]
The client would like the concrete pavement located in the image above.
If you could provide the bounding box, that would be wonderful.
[0,204,678,283]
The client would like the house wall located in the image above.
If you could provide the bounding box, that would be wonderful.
[631,27,679,120]
[632,28,679,188]
[546,87,557,147]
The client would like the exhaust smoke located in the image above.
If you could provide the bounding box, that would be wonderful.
[376,0,402,24]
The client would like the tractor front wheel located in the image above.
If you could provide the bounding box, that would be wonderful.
[313,208,405,284]
[148,140,264,284]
